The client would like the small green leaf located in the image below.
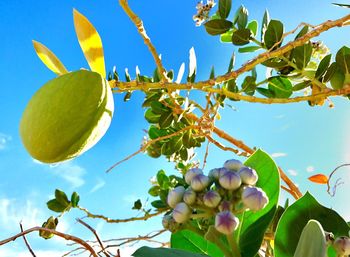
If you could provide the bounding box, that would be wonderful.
[220,30,233,43]
[47,199,67,213]
[238,46,261,53]
[315,54,332,80]
[151,200,167,209]
[151,101,167,115]
[333,3,350,8]
[228,54,235,72]
[291,43,313,69]
[330,65,345,89]
[292,81,311,91]
[256,87,275,98]
[123,92,132,102]
[204,20,233,35]
[148,126,168,140]
[71,192,80,208]
[231,28,251,46]
[54,189,70,207]
[148,186,160,197]
[261,9,270,41]
[295,25,309,39]
[133,246,210,257]
[336,46,350,74]
[241,76,256,95]
[39,216,58,239]
[236,5,248,29]
[264,20,284,50]
[218,0,232,19]
[323,62,338,82]
[247,20,258,36]
[268,77,292,98]
[159,111,173,128]
[132,199,142,210]
[144,109,160,124]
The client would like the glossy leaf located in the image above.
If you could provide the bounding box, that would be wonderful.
[247,20,258,36]
[330,64,345,89]
[204,19,233,35]
[236,6,248,29]
[218,0,232,19]
[264,20,284,50]
[291,43,313,69]
[55,189,70,207]
[261,9,270,41]
[275,192,349,257]
[292,81,311,91]
[159,111,173,128]
[256,87,274,98]
[323,62,338,82]
[336,46,350,74]
[171,230,224,257]
[32,40,68,75]
[73,9,106,78]
[47,199,67,213]
[308,174,329,184]
[238,46,261,53]
[144,109,160,124]
[220,30,233,43]
[295,25,309,39]
[241,76,256,95]
[231,28,251,46]
[188,47,196,82]
[238,149,280,257]
[268,77,293,98]
[71,192,80,208]
[133,246,210,257]
[315,54,332,80]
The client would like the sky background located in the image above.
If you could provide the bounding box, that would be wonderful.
[1,0,350,256]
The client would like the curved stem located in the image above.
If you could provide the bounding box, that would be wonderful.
[227,234,241,257]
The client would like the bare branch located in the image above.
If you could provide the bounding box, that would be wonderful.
[19,223,36,257]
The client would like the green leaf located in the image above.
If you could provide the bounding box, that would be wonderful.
[268,77,293,98]
[292,81,311,91]
[144,109,160,124]
[148,126,168,140]
[264,20,284,50]
[262,58,288,68]
[323,62,338,82]
[132,199,142,210]
[70,192,80,208]
[54,189,70,207]
[156,170,169,188]
[46,199,67,213]
[330,64,345,89]
[247,20,258,37]
[151,101,167,114]
[159,111,173,128]
[238,46,261,53]
[238,149,280,257]
[231,28,251,46]
[295,25,309,40]
[151,200,167,209]
[133,246,210,257]
[220,30,233,43]
[171,230,224,257]
[236,6,248,29]
[274,192,349,257]
[335,46,350,74]
[333,3,350,8]
[241,76,256,95]
[261,9,270,41]
[148,186,160,197]
[39,216,58,239]
[204,20,233,35]
[291,43,313,69]
[228,54,235,72]
[256,87,274,98]
[315,54,332,80]
[218,0,232,19]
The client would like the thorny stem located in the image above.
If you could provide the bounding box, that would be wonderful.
[0,227,98,257]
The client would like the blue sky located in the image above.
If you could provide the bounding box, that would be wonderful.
[1,0,350,256]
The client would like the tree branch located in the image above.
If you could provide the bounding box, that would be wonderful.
[19,223,36,257]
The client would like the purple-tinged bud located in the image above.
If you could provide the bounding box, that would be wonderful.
[242,186,269,211]
[224,159,243,171]
[219,171,241,190]
[167,186,185,208]
[208,168,220,181]
[203,190,222,208]
[239,167,258,185]
[191,174,210,191]
[183,188,197,205]
[185,168,203,185]
[215,211,239,235]
[162,214,179,232]
[173,202,192,223]
[333,236,350,256]
[218,200,232,212]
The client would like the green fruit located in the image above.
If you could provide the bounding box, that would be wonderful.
[20,70,114,163]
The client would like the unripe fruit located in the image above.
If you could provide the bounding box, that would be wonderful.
[333,236,350,256]
[20,70,114,163]
[185,168,203,185]
[191,174,210,191]
[238,167,258,185]
[173,202,192,223]
[167,186,185,208]
[219,171,241,190]
[242,186,269,211]
[183,188,197,205]
[224,159,243,171]
[203,190,221,208]
[215,211,239,235]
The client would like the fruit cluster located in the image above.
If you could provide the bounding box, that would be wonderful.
[162,159,269,235]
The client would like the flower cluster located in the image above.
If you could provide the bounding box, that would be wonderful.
[192,0,216,26]
[162,159,269,235]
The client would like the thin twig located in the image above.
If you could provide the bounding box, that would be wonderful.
[0,227,98,257]
[202,141,210,169]
[327,163,350,196]
[76,219,109,257]
[19,223,36,257]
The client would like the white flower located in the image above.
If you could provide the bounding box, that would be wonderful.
[183,188,197,205]
[219,171,241,190]
[239,167,258,185]
[215,211,239,235]
[185,168,203,185]
[173,202,192,223]
[191,174,210,191]
[167,186,185,208]
[242,186,269,211]
[203,190,221,208]
[224,159,243,171]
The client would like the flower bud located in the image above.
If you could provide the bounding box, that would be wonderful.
[185,168,203,185]
[183,188,197,205]
[333,236,350,256]
[215,211,239,235]
[167,186,185,208]
[191,174,210,191]
[162,214,179,232]
[219,171,241,190]
[203,190,222,208]
[242,186,269,211]
[218,200,232,212]
[239,167,258,185]
[224,159,243,171]
[208,168,220,181]
[173,202,192,223]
